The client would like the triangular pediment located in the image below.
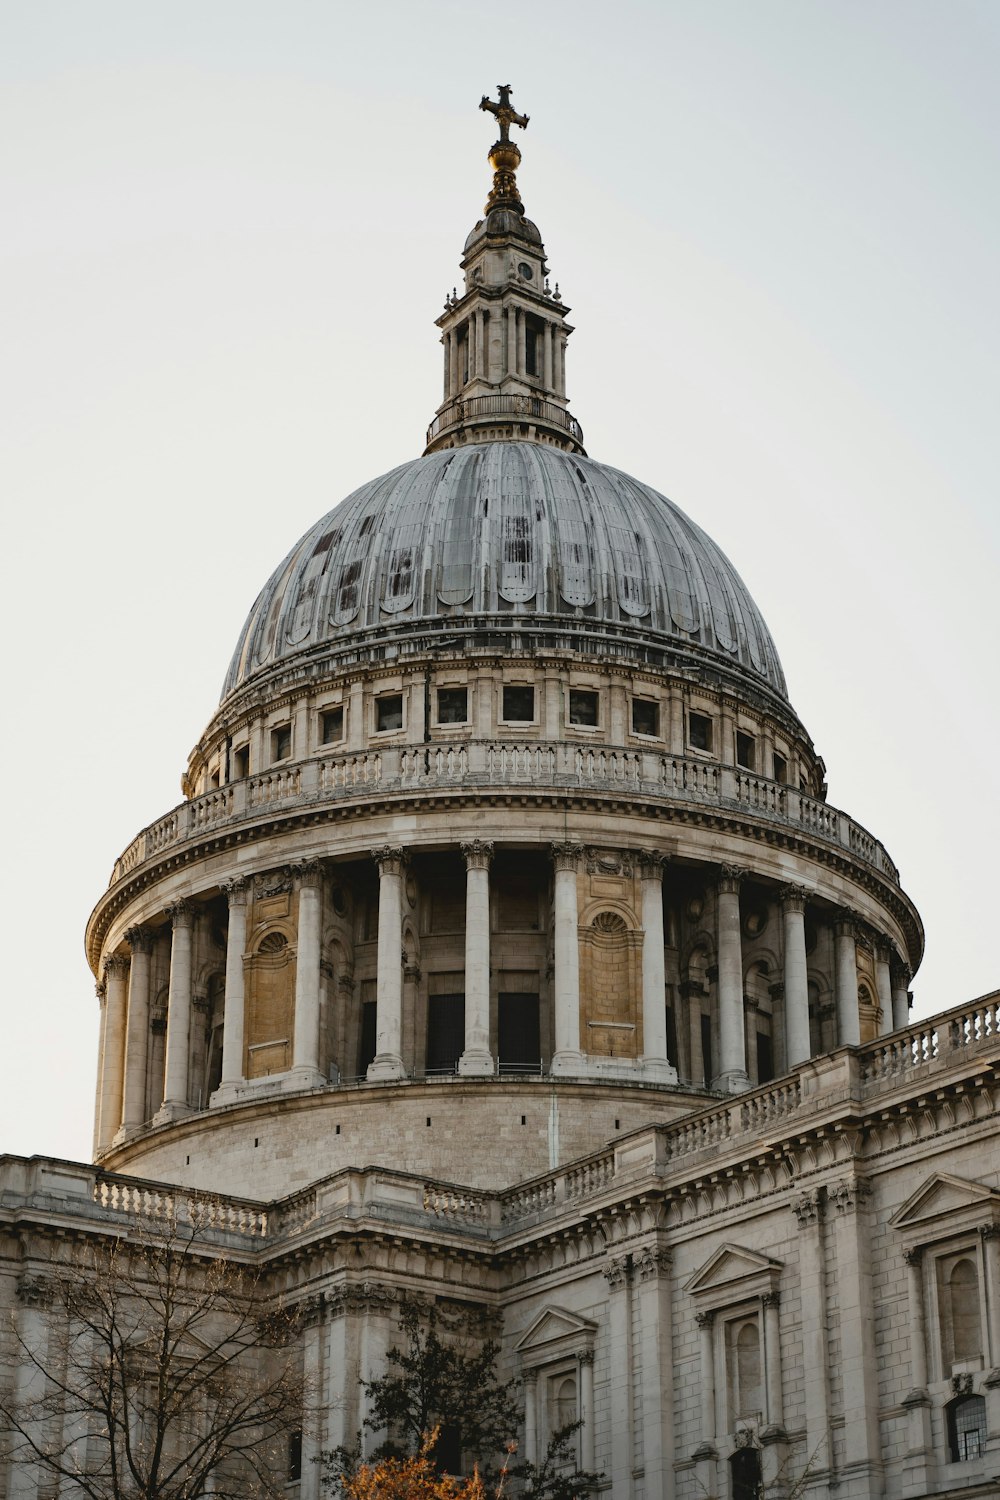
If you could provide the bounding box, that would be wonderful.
[514,1305,597,1354]
[684,1243,782,1297]
[889,1173,1000,1231]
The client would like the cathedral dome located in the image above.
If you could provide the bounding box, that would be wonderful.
[222,442,787,704]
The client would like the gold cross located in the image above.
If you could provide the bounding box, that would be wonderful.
[480,84,529,144]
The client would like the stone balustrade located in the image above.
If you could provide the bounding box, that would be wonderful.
[107,740,900,889]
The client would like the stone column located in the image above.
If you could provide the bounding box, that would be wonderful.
[875,941,893,1036]
[891,961,912,1031]
[368,847,405,1080]
[714,866,750,1092]
[900,1247,934,1481]
[507,308,518,378]
[550,843,584,1074]
[156,901,195,1121]
[834,912,860,1045]
[693,1309,718,1499]
[604,1255,634,1498]
[517,308,527,376]
[981,1226,1000,1373]
[98,953,129,1149]
[579,1350,596,1471]
[442,331,451,401]
[459,840,494,1075]
[291,860,325,1086]
[635,1247,674,1495]
[523,1370,538,1465]
[543,321,554,387]
[557,331,567,395]
[92,978,107,1157]
[793,1189,830,1478]
[762,1292,784,1431]
[214,877,248,1098]
[119,927,154,1135]
[639,853,676,1081]
[780,885,811,1067]
[830,1176,880,1483]
[682,981,705,1086]
[299,1299,327,1500]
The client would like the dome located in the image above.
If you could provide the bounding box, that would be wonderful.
[222,442,786,703]
[464,208,543,249]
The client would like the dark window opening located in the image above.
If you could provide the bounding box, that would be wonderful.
[376,694,404,732]
[730,1447,762,1500]
[569,689,599,726]
[426,994,465,1075]
[503,685,535,722]
[689,712,713,752]
[434,1422,463,1477]
[525,325,539,377]
[287,1430,303,1482]
[437,687,469,724]
[632,698,659,736]
[233,745,250,779]
[756,1031,773,1085]
[948,1395,986,1462]
[358,1001,377,1077]
[458,325,469,385]
[665,1004,677,1067]
[736,731,756,770]
[700,1013,713,1087]
[498,993,541,1073]
[210,769,220,789]
[321,706,344,744]
[271,724,291,763]
[772,751,787,784]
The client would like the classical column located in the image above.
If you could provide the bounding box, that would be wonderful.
[693,1310,717,1460]
[891,960,912,1030]
[291,860,325,1086]
[550,842,584,1074]
[557,331,567,394]
[368,847,405,1080]
[714,866,750,1092]
[523,1371,538,1465]
[899,1247,934,1477]
[517,308,527,376]
[639,853,676,1081]
[92,978,107,1156]
[762,1292,784,1431]
[981,1226,1000,1374]
[579,1350,596,1471]
[834,911,861,1045]
[830,1176,880,1482]
[157,900,195,1120]
[875,940,893,1036]
[442,332,451,401]
[119,926,153,1134]
[543,321,554,387]
[604,1255,633,1498]
[793,1189,830,1477]
[507,307,518,377]
[635,1247,674,1494]
[780,885,811,1066]
[459,840,494,1076]
[214,877,248,1099]
[97,953,129,1150]
[299,1298,327,1500]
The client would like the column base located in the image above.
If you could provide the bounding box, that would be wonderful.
[111,1122,138,1147]
[640,1056,679,1084]
[287,1066,326,1091]
[549,1049,586,1076]
[209,1080,246,1108]
[367,1053,405,1082]
[152,1100,194,1127]
[711,1068,751,1094]
[458,1049,494,1077]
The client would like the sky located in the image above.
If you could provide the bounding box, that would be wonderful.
[1,1,998,1162]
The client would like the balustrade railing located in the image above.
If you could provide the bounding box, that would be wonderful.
[108,741,900,888]
[426,393,584,446]
[93,1172,269,1237]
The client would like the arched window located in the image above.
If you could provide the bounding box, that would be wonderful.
[949,1258,982,1363]
[947,1394,986,1462]
[551,1374,577,1433]
[730,1445,762,1500]
[725,1317,762,1423]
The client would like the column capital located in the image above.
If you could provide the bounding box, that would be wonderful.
[95,979,106,1001]
[635,1244,672,1281]
[761,1290,781,1309]
[830,1175,872,1216]
[979,1222,1000,1242]
[602,1254,629,1289]
[718,864,748,894]
[551,840,584,872]
[291,858,324,889]
[834,906,859,936]
[778,883,808,913]
[874,934,894,964]
[637,849,668,879]
[403,963,422,984]
[371,844,406,876]
[223,876,249,907]
[124,924,154,954]
[890,959,912,988]
[793,1188,823,1228]
[694,1309,715,1330]
[460,839,494,870]
[103,952,130,979]
[166,899,196,930]
[903,1247,924,1267]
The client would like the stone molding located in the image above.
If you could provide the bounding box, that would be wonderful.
[460,839,494,870]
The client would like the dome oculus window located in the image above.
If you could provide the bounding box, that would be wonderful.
[503,685,535,723]
[631,697,659,737]
[736,732,756,771]
[270,725,292,763]
[321,706,344,744]
[569,689,599,727]
[688,711,713,753]
[437,687,469,725]
[375,694,404,733]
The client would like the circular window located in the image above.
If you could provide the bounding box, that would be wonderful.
[518,261,534,280]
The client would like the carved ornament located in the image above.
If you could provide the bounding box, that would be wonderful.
[792,1189,822,1228]
[371,845,406,876]
[778,884,808,913]
[718,865,748,894]
[550,841,584,873]
[602,1254,628,1289]
[830,1176,873,1215]
[637,849,668,878]
[634,1244,672,1282]
[124,924,154,954]
[585,846,633,879]
[166,899,196,929]
[291,858,324,889]
[223,876,249,907]
[103,952,130,979]
[254,868,292,899]
[460,839,495,870]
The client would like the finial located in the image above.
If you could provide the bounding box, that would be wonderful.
[479,85,529,216]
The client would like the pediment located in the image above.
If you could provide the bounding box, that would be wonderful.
[514,1305,597,1354]
[888,1174,1000,1232]
[684,1243,783,1297]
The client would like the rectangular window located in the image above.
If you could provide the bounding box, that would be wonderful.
[569,689,599,727]
[503,684,535,722]
[700,1012,713,1086]
[756,1031,774,1085]
[437,686,469,725]
[525,324,538,377]
[426,994,465,1074]
[689,711,713,753]
[287,1431,303,1482]
[270,724,291,763]
[358,1000,377,1077]
[498,993,541,1074]
[233,745,250,779]
[631,697,659,736]
[736,731,756,770]
[321,706,344,744]
[772,751,787,784]
[375,694,404,733]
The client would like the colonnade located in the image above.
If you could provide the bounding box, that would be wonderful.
[94,843,914,1153]
[442,307,567,397]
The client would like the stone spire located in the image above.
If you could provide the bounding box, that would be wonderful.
[424,87,585,457]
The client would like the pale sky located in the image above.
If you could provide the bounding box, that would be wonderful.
[2,1,997,1162]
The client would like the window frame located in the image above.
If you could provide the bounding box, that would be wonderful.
[688,710,714,754]
[320,704,345,746]
[373,691,405,736]
[269,723,292,764]
[630,696,661,739]
[500,682,537,726]
[435,684,470,728]
[567,687,601,731]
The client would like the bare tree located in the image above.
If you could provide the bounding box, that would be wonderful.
[0,1216,306,1499]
